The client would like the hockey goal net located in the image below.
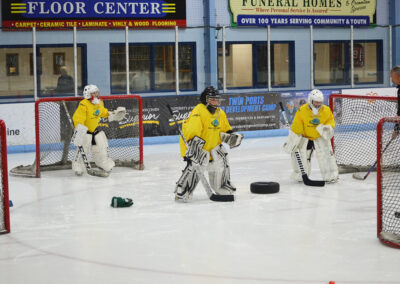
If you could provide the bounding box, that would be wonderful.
[329,94,397,173]
[10,95,143,178]
[377,117,400,248]
[0,120,10,234]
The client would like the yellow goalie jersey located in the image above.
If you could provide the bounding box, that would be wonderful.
[179,104,232,157]
[291,103,335,140]
[72,99,109,133]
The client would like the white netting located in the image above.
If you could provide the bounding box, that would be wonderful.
[330,94,397,173]
[10,96,143,178]
[377,117,400,248]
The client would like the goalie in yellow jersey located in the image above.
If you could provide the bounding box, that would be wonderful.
[283,89,339,183]
[175,86,243,201]
[71,84,126,176]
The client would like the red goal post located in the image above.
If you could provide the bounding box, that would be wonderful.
[0,119,10,234]
[377,117,400,248]
[10,95,144,178]
[329,94,397,173]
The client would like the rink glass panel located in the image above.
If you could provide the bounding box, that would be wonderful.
[314,41,382,86]
[110,43,195,93]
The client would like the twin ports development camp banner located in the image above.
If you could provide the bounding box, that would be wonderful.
[229,0,376,27]
[141,93,281,137]
[2,0,186,29]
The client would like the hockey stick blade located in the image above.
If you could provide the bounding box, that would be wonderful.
[87,169,110,177]
[210,194,234,202]
[302,174,325,187]
[352,172,369,180]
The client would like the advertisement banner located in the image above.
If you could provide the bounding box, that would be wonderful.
[0,102,35,146]
[229,0,376,27]
[2,0,186,29]
[141,93,281,137]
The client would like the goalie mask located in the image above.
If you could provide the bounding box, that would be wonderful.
[308,89,324,115]
[83,84,100,105]
[200,86,222,113]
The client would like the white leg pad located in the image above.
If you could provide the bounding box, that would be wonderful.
[175,161,200,201]
[314,137,339,183]
[72,134,92,175]
[283,130,303,154]
[91,131,115,172]
[208,144,235,194]
[290,138,311,182]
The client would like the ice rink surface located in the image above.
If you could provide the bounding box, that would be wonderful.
[1,136,399,284]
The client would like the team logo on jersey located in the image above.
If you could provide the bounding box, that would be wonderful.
[94,109,100,116]
[211,119,219,127]
[310,118,320,125]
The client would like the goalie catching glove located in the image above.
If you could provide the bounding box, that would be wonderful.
[71,124,88,147]
[220,132,243,149]
[108,106,126,122]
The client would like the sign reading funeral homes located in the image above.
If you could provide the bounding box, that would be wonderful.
[2,0,186,29]
[229,0,376,27]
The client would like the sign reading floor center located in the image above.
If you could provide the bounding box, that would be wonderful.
[2,0,186,29]
[229,0,376,27]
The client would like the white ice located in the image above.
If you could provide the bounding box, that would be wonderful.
[1,136,399,284]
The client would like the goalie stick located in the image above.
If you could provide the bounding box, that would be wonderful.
[279,102,325,187]
[167,104,234,202]
[61,101,109,177]
[352,138,395,180]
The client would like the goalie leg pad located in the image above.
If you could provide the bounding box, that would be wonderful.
[175,160,200,201]
[91,131,115,172]
[186,136,209,165]
[72,124,89,147]
[72,134,92,175]
[208,144,235,194]
[314,138,339,183]
[290,139,311,182]
[283,130,304,154]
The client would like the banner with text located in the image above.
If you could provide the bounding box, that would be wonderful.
[229,0,376,27]
[142,93,282,137]
[2,0,186,29]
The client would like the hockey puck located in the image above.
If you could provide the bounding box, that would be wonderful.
[250,182,280,194]
[395,212,400,218]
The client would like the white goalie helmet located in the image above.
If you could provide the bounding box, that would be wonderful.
[83,84,99,100]
[308,89,324,115]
